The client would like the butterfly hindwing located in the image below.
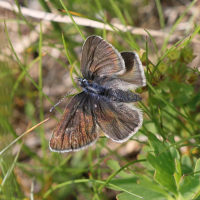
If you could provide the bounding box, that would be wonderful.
[91,94,143,143]
[119,52,146,87]
[94,52,146,90]
[49,92,98,152]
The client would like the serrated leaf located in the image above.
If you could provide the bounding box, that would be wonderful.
[110,179,167,200]
[138,179,170,198]
[147,152,177,194]
[106,159,132,178]
[154,169,177,195]
[147,153,175,175]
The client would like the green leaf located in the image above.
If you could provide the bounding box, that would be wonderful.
[137,152,154,171]
[138,179,171,198]
[174,159,182,187]
[148,132,166,155]
[106,159,132,178]
[147,79,200,129]
[110,179,168,200]
[168,141,180,161]
[167,81,194,107]
[181,154,193,174]
[147,153,177,195]
[147,134,178,195]
[178,176,200,200]
[194,158,200,176]
[168,134,176,144]
[187,92,200,111]
[106,178,168,200]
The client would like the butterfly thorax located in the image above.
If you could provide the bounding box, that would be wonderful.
[78,77,142,103]
[78,78,105,95]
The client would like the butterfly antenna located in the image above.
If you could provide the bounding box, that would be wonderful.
[50,88,75,112]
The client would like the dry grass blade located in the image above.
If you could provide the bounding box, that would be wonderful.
[0,1,199,44]
[0,118,49,155]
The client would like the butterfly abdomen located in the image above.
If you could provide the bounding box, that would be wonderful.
[105,89,142,103]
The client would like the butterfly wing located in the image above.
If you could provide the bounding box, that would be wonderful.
[119,52,146,87]
[81,35,125,80]
[81,36,146,89]
[49,92,98,152]
[94,52,146,90]
[91,94,143,143]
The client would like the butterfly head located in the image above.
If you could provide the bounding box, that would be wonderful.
[76,77,88,88]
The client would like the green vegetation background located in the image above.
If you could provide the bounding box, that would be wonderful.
[0,0,200,199]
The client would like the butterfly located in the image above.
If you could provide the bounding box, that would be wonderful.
[49,35,146,153]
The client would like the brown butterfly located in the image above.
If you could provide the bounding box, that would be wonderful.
[49,36,146,153]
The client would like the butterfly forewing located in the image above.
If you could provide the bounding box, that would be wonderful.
[49,92,98,152]
[81,36,125,80]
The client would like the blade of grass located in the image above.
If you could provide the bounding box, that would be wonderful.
[98,140,129,162]
[98,159,146,194]
[161,0,196,52]
[124,8,134,26]
[39,21,46,158]
[94,0,107,40]
[0,123,27,189]
[158,133,200,156]
[155,0,165,29]
[146,37,165,139]
[147,79,200,129]
[162,109,192,135]
[185,8,198,35]
[48,155,72,177]
[43,179,144,199]
[109,0,139,50]
[4,120,43,161]
[45,51,69,71]
[11,55,41,100]
[180,25,200,48]
[0,118,49,155]
[38,0,63,35]
[59,0,85,40]
[4,20,62,113]
[138,101,153,120]
[70,61,80,92]
[30,177,35,200]
[96,144,101,181]
[100,18,140,50]
[61,31,80,92]
[144,29,158,58]
[151,34,189,82]
[14,0,33,29]
[89,147,100,200]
